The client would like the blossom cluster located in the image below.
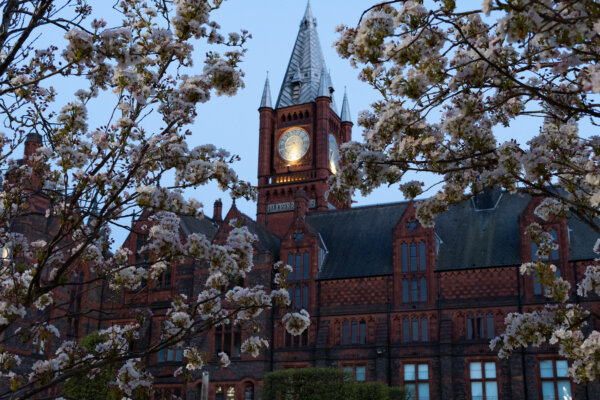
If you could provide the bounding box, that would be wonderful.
[331,0,600,383]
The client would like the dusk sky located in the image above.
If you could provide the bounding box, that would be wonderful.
[186,0,396,219]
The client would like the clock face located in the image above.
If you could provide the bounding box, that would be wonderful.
[278,128,310,162]
[328,134,340,174]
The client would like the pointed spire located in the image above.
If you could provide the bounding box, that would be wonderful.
[259,72,272,108]
[275,2,328,108]
[302,0,315,27]
[340,87,352,123]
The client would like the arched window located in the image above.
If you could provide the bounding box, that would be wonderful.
[419,242,426,271]
[486,314,495,339]
[342,321,349,345]
[359,321,366,344]
[282,114,286,122]
[421,318,428,341]
[401,243,408,272]
[403,318,410,343]
[550,229,559,260]
[402,279,409,303]
[244,384,254,400]
[292,84,300,99]
[411,278,418,302]
[351,321,358,344]
[303,252,309,280]
[410,243,418,271]
[412,318,419,342]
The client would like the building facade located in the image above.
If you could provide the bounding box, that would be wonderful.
[7,3,600,400]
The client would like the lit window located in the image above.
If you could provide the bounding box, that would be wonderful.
[540,360,572,400]
[404,363,429,399]
[470,362,498,400]
[226,387,235,400]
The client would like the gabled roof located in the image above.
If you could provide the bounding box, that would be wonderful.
[303,191,597,280]
[217,203,280,256]
[306,202,409,279]
[433,193,530,270]
[275,2,336,110]
[180,215,219,240]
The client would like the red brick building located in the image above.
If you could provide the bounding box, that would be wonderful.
[8,3,600,400]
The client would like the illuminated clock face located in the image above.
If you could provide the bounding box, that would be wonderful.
[278,128,310,162]
[328,134,340,174]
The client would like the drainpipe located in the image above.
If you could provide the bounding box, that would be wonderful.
[517,265,529,400]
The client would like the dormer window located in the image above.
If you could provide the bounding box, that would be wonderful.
[292,84,300,100]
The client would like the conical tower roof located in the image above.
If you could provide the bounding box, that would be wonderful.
[275,2,333,109]
[259,73,272,108]
[340,88,352,123]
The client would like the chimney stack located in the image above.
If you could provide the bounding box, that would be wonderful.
[213,199,223,222]
[24,132,43,160]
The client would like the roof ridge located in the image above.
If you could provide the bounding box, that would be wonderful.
[307,200,411,217]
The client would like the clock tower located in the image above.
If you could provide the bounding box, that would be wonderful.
[256,2,353,238]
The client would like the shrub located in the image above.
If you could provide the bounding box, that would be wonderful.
[263,368,406,400]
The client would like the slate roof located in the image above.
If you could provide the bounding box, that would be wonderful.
[243,216,281,256]
[275,2,337,111]
[304,192,598,280]
[433,192,530,270]
[306,202,409,279]
[180,216,219,240]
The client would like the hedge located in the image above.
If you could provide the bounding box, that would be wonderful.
[263,367,407,400]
